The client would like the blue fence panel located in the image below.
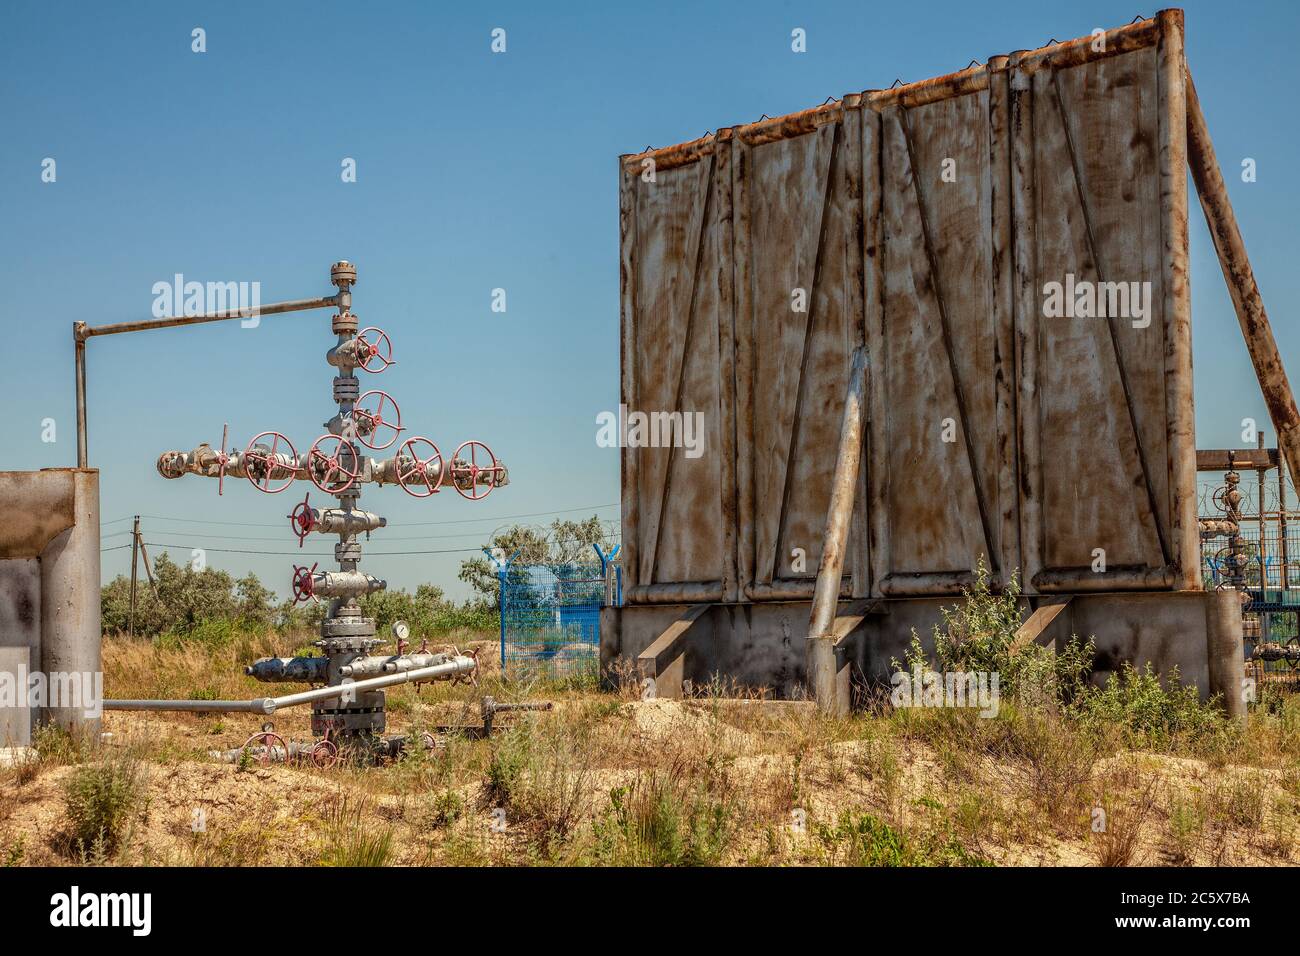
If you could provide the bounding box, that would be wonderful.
[500,563,617,677]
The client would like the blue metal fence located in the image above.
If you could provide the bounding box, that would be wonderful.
[497,552,620,677]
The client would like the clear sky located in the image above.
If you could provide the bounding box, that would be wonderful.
[3,0,1297,601]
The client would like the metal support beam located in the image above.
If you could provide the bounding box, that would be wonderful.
[1186,70,1300,492]
[808,347,869,714]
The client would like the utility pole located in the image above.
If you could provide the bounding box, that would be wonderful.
[129,515,140,636]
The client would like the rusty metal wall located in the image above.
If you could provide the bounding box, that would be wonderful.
[619,10,1200,604]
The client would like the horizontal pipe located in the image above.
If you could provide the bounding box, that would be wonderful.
[78,295,339,339]
[1031,567,1176,593]
[625,581,725,604]
[104,697,275,714]
[268,657,476,708]
[104,656,476,715]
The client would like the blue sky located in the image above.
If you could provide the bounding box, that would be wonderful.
[3,0,1297,600]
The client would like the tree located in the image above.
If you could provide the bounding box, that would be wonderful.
[457,515,615,602]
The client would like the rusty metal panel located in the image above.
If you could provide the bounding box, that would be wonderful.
[619,146,732,601]
[620,11,1198,604]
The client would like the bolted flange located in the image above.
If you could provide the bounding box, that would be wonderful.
[333,376,361,403]
[330,260,357,287]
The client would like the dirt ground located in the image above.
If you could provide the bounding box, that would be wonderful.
[1,635,1297,866]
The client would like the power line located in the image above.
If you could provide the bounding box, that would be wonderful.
[100,501,620,529]
[142,540,490,558]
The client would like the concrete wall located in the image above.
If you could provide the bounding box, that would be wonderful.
[605,589,1225,702]
[0,469,101,745]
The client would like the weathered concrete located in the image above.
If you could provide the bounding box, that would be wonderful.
[0,469,101,743]
[607,589,1225,703]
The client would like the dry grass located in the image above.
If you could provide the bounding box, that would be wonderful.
[0,633,1296,867]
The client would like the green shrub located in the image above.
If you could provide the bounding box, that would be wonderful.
[62,754,145,855]
[893,560,1093,709]
[592,773,734,866]
[1071,662,1238,753]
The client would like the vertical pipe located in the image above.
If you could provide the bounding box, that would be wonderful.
[1280,462,1289,589]
[498,566,508,671]
[74,328,88,468]
[1157,9,1200,590]
[807,347,869,714]
[128,516,140,637]
[1186,70,1300,494]
[1259,433,1267,594]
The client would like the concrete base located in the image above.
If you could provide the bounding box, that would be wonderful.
[602,590,1238,707]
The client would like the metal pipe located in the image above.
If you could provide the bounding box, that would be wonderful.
[807,347,868,715]
[78,295,339,339]
[1186,70,1300,493]
[104,656,477,714]
[74,330,87,467]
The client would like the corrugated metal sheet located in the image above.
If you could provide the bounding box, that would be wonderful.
[619,10,1199,603]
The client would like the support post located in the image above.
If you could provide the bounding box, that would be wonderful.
[128,515,140,636]
[490,549,520,671]
[807,347,869,715]
[1205,588,1246,723]
[74,326,88,468]
[1186,71,1300,490]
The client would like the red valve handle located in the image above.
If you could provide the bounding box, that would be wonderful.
[450,440,502,501]
[287,492,316,548]
[240,731,289,768]
[308,435,360,494]
[354,326,394,373]
[351,390,404,450]
[291,562,318,604]
[309,738,340,769]
[243,432,299,494]
[395,437,443,498]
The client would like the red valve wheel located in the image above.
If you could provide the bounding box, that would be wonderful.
[308,435,360,494]
[287,492,316,548]
[309,738,340,769]
[243,432,299,494]
[354,326,394,373]
[450,441,503,501]
[395,437,443,498]
[351,390,404,450]
[240,731,289,768]
[292,562,318,604]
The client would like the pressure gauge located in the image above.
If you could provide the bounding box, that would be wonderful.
[392,620,410,642]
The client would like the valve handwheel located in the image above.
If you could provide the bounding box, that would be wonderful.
[395,437,443,498]
[352,390,403,450]
[450,440,502,500]
[292,562,318,604]
[308,435,360,494]
[354,326,395,373]
[240,730,289,768]
[243,432,299,494]
[310,737,340,769]
[287,492,316,548]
